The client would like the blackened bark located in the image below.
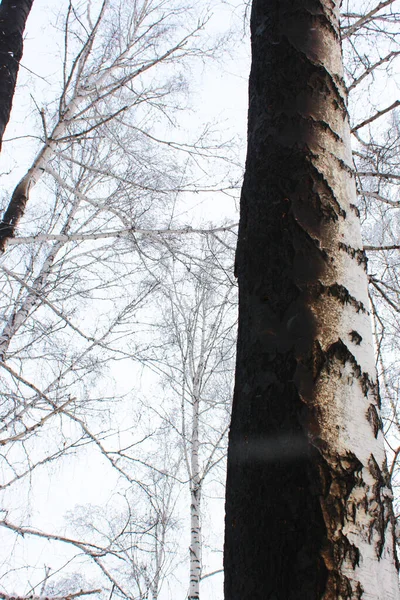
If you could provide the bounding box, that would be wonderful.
[225,3,332,595]
[0,0,34,149]
[0,174,29,252]
[224,1,399,599]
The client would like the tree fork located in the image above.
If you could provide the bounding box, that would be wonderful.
[224,1,400,599]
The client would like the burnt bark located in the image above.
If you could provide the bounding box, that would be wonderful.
[0,0,34,252]
[0,173,30,252]
[224,1,399,599]
[0,0,34,150]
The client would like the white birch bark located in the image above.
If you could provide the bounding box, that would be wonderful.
[294,2,400,596]
[188,361,203,600]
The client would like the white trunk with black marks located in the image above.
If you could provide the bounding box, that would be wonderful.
[0,244,59,361]
[224,1,400,598]
[188,364,202,600]
[293,4,400,596]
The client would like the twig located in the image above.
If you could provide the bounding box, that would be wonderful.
[365,244,400,251]
[351,100,400,133]
[341,0,397,39]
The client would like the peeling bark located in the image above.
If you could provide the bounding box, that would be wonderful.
[224,1,400,599]
[0,0,34,149]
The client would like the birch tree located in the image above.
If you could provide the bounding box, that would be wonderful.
[224,1,400,598]
[139,239,236,600]
[0,0,227,252]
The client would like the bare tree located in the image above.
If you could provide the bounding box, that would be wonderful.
[1,0,400,598]
[0,0,223,252]
[138,237,236,600]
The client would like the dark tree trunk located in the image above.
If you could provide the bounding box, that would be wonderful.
[0,0,38,254]
[224,1,399,599]
[0,0,34,149]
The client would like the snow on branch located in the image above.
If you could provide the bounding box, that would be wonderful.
[0,590,101,600]
[6,224,238,246]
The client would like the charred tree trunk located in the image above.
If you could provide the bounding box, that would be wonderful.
[0,0,34,252]
[224,1,400,599]
[0,0,34,149]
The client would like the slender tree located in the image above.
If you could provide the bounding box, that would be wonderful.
[138,240,236,600]
[0,0,34,150]
[224,1,400,599]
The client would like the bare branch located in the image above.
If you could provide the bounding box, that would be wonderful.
[6,224,238,246]
[348,50,400,92]
[0,590,101,600]
[351,100,400,133]
[341,0,398,39]
[365,245,400,251]
[359,190,400,207]
[200,568,223,581]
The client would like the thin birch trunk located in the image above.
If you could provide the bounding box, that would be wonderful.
[188,362,202,600]
[224,1,400,598]
[152,521,161,600]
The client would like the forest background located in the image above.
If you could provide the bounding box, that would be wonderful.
[0,1,399,599]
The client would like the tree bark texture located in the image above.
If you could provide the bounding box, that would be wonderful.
[0,0,34,149]
[224,1,400,599]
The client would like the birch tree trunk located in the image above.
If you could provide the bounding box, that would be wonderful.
[188,364,203,600]
[189,436,202,600]
[224,1,400,598]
